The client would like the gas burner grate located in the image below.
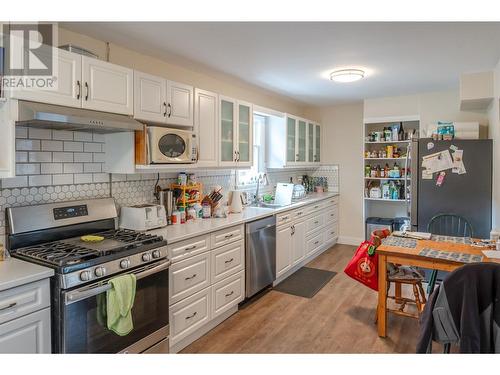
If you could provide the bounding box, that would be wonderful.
[16,242,100,266]
[97,229,163,245]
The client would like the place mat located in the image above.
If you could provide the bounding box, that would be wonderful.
[430,235,472,244]
[419,248,483,263]
[382,236,418,248]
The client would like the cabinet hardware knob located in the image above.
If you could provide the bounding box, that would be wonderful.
[224,258,234,264]
[185,274,197,281]
[225,291,234,297]
[224,233,234,239]
[185,311,197,320]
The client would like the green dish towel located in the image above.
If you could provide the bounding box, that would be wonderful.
[106,274,137,336]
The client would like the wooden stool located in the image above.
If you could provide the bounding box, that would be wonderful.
[371,230,427,321]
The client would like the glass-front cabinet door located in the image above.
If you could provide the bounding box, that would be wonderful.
[297,119,307,162]
[286,116,297,164]
[314,123,321,163]
[237,102,252,165]
[220,98,236,164]
[307,122,315,163]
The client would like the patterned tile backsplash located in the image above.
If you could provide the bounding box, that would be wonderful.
[0,127,339,243]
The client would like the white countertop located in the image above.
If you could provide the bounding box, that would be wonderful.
[0,257,54,292]
[150,192,339,244]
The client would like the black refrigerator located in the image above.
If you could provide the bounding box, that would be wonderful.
[410,138,492,238]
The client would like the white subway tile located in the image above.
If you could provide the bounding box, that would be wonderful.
[15,127,28,139]
[52,130,73,141]
[84,142,102,153]
[64,141,84,152]
[29,175,52,187]
[93,133,106,143]
[74,153,92,162]
[41,163,63,174]
[16,152,28,163]
[53,152,73,163]
[74,174,93,184]
[52,174,74,185]
[63,163,83,174]
[84,163,102,173]
[93,173,109,183]
[16,139,40,151]
[111,174,127,182]
[29,151,52,162]
[93,153,106,163]
[41,140,63,152]
[28,128,52,139]
[1,176,28,188]
[16,163,40,175]
[74,131,93,142]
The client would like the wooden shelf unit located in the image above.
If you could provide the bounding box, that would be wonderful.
[171,183,203,208]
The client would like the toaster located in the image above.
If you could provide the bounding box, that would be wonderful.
[119,204,167,231]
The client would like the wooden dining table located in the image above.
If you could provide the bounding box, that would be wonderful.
[376,236,500,338]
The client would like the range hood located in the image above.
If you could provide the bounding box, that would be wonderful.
[16,101,143,133]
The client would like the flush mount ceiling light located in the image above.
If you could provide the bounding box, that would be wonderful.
[330,69,365,83]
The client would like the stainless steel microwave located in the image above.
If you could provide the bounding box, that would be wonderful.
[147,126,197,164]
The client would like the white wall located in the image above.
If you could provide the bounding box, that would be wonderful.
[488,60,500,234]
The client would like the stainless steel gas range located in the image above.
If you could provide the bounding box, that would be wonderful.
[6,198,170,354]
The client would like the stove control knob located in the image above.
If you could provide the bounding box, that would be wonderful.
[120,259,130,269]
[142,253,151,262]
[152,250,161,259]
[79,270,92,281]
[94,266,106,277]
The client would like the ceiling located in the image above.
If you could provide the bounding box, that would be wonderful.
[61,22,500,106]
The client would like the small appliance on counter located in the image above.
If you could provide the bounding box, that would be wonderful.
[228,190,243,213]
[120,204,167,231]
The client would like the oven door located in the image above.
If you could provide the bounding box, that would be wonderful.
[60,260,170,353]
[148,127,192,163]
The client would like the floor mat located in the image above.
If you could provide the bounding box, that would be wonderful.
[273,267,337,298]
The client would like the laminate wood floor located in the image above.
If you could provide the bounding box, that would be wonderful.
[182,244,421,353]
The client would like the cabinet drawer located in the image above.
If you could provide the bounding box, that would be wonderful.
[292,207,307,220]
[170,252,210,305]
[211,225,244,248]
[306,232,324,256]
[306,213,325,233]
[0,307,51,353]
[170,287,211,346]
[168,234,210,262]
[325,224,339,242]
[325,207,339,224]
[305,201,323,215]
[276,211,293,226]
[212,271,244,318]
[0,279,50,325]
[327,196,339,205]
[211,240,244,283]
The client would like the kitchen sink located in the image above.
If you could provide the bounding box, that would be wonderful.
[258,202,290,208]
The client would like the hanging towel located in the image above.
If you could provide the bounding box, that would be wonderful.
[106,274,137,336]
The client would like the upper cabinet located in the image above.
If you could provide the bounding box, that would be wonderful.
[10,49,133,115]
[219,96,253,167]
[133,71,193,127]
[194,88,219,167]
[81,57,133,115]
[267,114,321,168]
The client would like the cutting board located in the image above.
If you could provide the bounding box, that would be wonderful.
[274,183,294,206]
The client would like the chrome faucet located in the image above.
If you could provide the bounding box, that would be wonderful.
[254,173,268,204]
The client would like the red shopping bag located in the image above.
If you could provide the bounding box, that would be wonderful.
[344,241,379,291]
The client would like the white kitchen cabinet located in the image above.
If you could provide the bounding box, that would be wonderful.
[166,81,194,127]
[314,123,322,163]
[194,89,219,167]
[296,118,307,163]
[0,308,51,354]
[82,56,134,115]
[276,224,293,278]
[169,252,211,305]
[218,96,253,167]
[133,71,167,123]
[0,100,16,178]
[211,271,244,318]
[291,220,306,266]
[10,48,82,108]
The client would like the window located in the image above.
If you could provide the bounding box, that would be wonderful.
[237,114,266,187]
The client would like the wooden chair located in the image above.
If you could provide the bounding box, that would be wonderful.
[426,214,473,294]
[371,229,427,320]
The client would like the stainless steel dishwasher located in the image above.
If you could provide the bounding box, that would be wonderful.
[245,215,276,298]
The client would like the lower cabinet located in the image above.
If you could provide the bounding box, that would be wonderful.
[276,225,293,278]
[291,220,306,266]
[0,308,51,354]
[211,271,244,318]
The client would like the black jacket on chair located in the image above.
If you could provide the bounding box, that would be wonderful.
[417,263,500,353]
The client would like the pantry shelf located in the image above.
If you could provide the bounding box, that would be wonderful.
[364,177,410,181]
[365,140,411,144]
[364,197,406,202]
[364,157,408,160]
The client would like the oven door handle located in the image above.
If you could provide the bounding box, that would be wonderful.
[65,259,171,305]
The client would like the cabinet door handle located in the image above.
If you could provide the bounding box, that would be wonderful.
[185,245,197,251]
[224,258,234,264]
[163,102,167,117]
[185,274,197,281]
[225,291,234,297]
[84,82,89,101]
[167,103,172,117]
[76,80,81,99]
[296,212,302,216]
[314,241,319,245]
[0,302,17,311]
[185,311,197,320]
[281,216,289,221]
[234,150,237,162]
[291,225,295,235]
[224,233,234,239]
[237,151,240,162]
